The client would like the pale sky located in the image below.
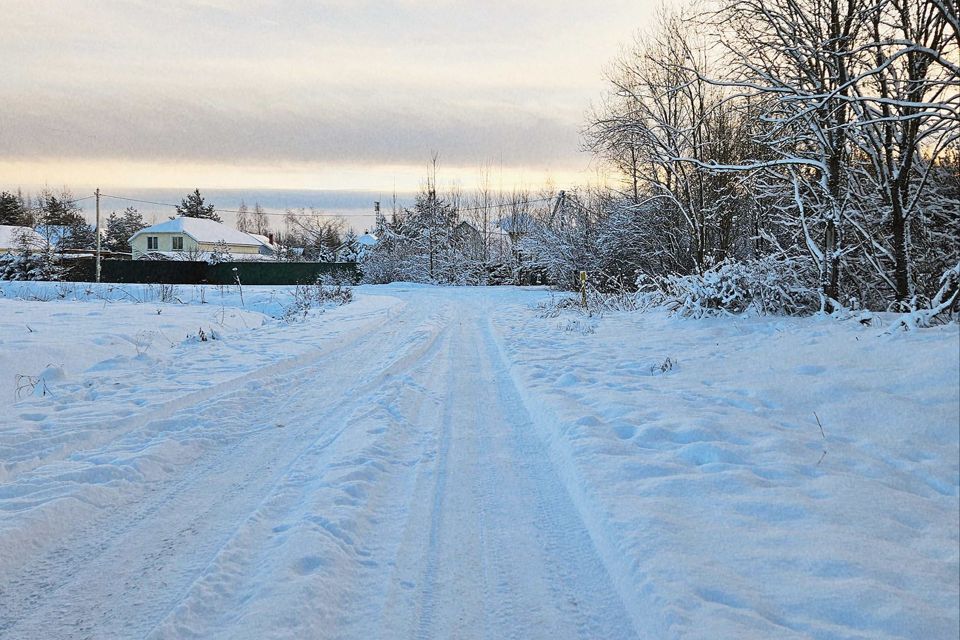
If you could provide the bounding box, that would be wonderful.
[0,0,663,192]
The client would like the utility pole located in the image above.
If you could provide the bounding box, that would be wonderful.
[95,188,101,283]
[548,190,566,229]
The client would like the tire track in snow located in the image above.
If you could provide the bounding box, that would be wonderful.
[145,311,455,638]
[411,326,455,640]
[0,299,450,638]
[0,297,401,484]
[4,289,640,639]
[377,302,638,639]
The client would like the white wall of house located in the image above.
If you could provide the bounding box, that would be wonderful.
[131,233,262,259]
[131,233,198,258]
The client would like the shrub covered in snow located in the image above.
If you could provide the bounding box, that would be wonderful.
[283,280,353,320]
[889,262,960,330]
[644,257,819,318]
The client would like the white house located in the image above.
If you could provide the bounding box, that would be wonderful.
[130,217,276,260]
[353,231,377,259]
[0,225,48,253]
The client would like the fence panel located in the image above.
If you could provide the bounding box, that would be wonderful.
[62,258,358,285]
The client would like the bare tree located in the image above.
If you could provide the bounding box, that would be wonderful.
[236,200,250,232]
[252,202,269,236]
[844,0,960,304]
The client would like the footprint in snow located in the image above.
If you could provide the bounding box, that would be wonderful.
[555,372,578,387]
[795,364,826,375]
[613,424,636,440]
[292,555,326,575]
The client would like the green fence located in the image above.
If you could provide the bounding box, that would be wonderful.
[64,258,359,285]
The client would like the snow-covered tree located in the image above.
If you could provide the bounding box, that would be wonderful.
[578,0,959,314]
[842,0,959,305]
[362,172,491,285]
[0,228,62,281]
[38,190,95,252]
[338,229,361,262]
[285,210,343,261]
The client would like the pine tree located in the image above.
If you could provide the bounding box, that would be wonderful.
[40,192,94,251]
[0,191,25,226]
[176,189,221,222]
[0,229,62,281]
[61,216,96,251]
[322,226,341,259]
[105,206,146,252]
[339,229,360,262]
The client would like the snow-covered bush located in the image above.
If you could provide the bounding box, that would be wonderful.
[283,280,353,320]
[651,257,818,317]
[889,262,960,330]
[533,294,583,318]
[208,239,233,264]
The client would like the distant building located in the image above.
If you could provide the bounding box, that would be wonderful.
[452,221,483,256]
[249,233,280,254]
[357,232,378,253]
[129,217,277,260]
[0,225,48,253]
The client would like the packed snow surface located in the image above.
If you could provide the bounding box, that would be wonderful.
[0,283,957,639]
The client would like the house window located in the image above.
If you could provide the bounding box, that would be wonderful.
[172,236,183,251]
[147,236,158,250]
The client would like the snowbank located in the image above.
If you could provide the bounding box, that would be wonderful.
[493,304,959,639]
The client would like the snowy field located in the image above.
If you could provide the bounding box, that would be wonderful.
[0,282,957,639]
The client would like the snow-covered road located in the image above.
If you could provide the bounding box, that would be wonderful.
[1,284,957,639]
[1,287,636,639]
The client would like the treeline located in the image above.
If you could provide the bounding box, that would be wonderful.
[1,188,168,254]
[573,0,958,312]
[2,188,102,251]
[362,160,553,284]
[362,0,958,314]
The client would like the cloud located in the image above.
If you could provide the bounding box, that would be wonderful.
[0,89,582,167]
[0,0,662,186]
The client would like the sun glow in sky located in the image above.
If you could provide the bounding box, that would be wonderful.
[0,0,664,193]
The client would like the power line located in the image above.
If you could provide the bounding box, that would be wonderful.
[20,195,96,212]
[455,196,555,212]
[98,194,177,210]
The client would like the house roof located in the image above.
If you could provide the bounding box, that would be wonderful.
[358,233,378,246]
[130,217,263,247]
[249,233,277,248]
[0,225,47,250]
